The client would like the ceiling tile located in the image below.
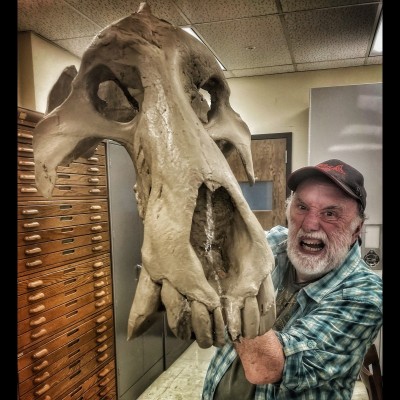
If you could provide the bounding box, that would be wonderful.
[65,0,187,28]
[285,4,379,63]
[18,0,101,40]
[173,0,277,24]
[366,56,382,65]
[281,0,380,13]
[230,64,295,78]
[195,15,292,70]
[53,37,95,58]
[296,58,366,72]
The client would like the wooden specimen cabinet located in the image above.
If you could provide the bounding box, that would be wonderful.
[17,107,116,399]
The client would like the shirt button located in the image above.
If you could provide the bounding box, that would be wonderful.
[307,340,316,348]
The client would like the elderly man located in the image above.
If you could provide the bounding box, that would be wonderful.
[202,159,383,400]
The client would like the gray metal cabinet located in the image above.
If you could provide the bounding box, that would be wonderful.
[106,141,193,399]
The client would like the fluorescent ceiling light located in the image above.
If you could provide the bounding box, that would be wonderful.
[370,15,382,56]
[181,26,226,70]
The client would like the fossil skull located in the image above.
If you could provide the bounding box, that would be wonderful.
[33,2,276,348]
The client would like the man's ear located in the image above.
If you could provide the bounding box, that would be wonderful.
[352,222,363,244]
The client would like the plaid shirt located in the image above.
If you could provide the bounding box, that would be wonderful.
[202,225,383,400]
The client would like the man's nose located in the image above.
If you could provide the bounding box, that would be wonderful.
[302,211,321,231]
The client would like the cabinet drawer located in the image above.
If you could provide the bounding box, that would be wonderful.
[18,275,112,321]
[18,284,112,330]
[18,222,109,246]
[86,378,116,400]
[18,296,113,351]
[18,241,110,276]
[18,265,111,308]
[18,231,110,260]
[18,255,110,296]
[19,341,115,400]
[19,334,114,396]
[18,324,114,384]
[17,307,113,371]
[18,199,108,219]
[17,142,106,165]
[17,129,34,144]
[18,183,108,199]
[60,360,115,400]
[18,211,108,232]
[18,172,107,186]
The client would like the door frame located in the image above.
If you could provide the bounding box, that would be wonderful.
[251,132,293,198]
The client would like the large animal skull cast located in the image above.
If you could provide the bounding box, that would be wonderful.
[33,3,276,349]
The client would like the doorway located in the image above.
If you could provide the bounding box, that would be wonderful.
[226,133,292,230]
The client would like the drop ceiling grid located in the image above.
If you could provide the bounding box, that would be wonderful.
[17,0,101,41]
[284,4,379,63]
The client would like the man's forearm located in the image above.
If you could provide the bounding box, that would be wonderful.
[234,329,285,385]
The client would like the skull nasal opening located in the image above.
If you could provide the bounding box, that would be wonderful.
[87,64,143,123]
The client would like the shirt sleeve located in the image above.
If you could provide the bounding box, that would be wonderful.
[275,286,382,392]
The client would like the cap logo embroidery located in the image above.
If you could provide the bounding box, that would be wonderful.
[317,163,345,175]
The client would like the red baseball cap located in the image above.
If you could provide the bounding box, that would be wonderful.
[287,159,367,210]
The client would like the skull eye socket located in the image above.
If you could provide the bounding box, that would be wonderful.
[191,88,211,124]
[87,64,143,123]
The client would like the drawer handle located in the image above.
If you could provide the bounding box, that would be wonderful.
[19,160,35,167]
[95,290,106,298]
[90,205,102,210]
[30,316,46,327]
[25,247,42,255]
[26,259,43,268]
[93,271,104,278]
[91,225,102,232]
[88,167,100,172]
[29,304,45,314]
[95,299,106,307]
[28,292,45,302]
[31,328,47,340]
[35,383,50,396]
[98,367,110,378]
[32,360,49,372]
[92,235,103,241]
[18,132,33,140]
[88,157,99,162]
[96,316,107,324]
[94,280,105,288]
[98,377,110,387]
[57,174,70,179]
[93,261,104,269]
[32,348,48,359]
[33,371,50,384]
[93,245,103,252]
[90,215,101,221]
[97,353,108,362]
[24,234,42,241]
[96,325,107,334]
[22,208,39,215]
[28,280,44,289]
[23,221,40,228]
[97,344,108,353]
[96,334,108,343]
[89,188,101,194]
[21,187,38,193]
[88,177,100,183]
[63,249,75,255]
[19,174,35,180]
[18,146,33,153]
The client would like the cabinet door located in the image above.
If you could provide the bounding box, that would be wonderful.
[107,141,164,398]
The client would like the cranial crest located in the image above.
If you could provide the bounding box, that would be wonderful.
[33,2,276,348]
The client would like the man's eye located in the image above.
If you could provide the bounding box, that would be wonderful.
[322,211,338,220]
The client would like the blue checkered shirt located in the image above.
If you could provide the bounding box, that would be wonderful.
[202,225,383,400]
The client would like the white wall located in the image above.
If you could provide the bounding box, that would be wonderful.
[226,66,382,171]
[18,32,81,113]
[17,33,382,168]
